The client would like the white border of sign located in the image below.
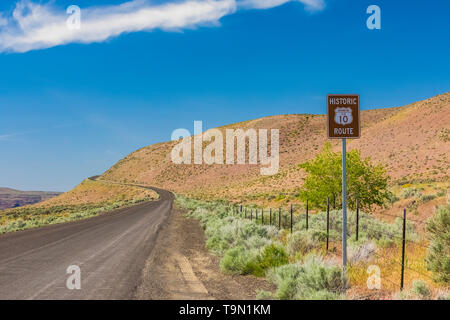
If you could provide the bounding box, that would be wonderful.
[326,94,361,139]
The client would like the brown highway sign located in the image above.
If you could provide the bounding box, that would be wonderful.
[327,94,360,139]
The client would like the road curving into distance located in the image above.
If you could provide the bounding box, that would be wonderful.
[0,185,174,299]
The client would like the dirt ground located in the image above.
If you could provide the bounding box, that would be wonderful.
[136,206,275,300]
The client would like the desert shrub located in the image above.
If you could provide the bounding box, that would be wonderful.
[221,243,288,277]
[267,254,344,300]
[426,205,450,283]
[189,203,279,252]
[177,196,204,212]
[348,241,376,266]
[387,193,400,204]
[396,279,432,300]
[436,289,450,300]
[420,194,436,203]
[256,290,273,300]
[411,280,431,299]
[203,217,279,255]
[206,234,231,254]
[286,230,325,257]
[254,244,289,276]
[240,220,279,240]
[401,187,423,199]
[245,235,271,250]
[220,246,259,275]
[294,254,344,299]
[436,190,446,197]
[266,263,304,299]
[304,290,342,300]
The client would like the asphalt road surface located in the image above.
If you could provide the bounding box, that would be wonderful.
[0,187,173,300]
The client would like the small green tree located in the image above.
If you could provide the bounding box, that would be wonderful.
[299,143,390,210]
[426,205,450,283]
[298,143,340,209]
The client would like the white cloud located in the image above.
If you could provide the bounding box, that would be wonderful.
[238,0,291,9]
[297,0,325,11]
[0,13,8,27]
[0,0,325,53]
[238,0,324,11]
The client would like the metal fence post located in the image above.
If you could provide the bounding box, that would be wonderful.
[262,209,264,225]
[256,209,258,222]
[244,208,247,219]
[342,138,348,275]
[356,199,359,242]
[333,193,336,209]
[306,199,309,230]
[279,208,281,229]
[290,204,293,233]
[270,208,272,226]
[250,210,253,221]
[400,208,407,291]
[326,197,330,251]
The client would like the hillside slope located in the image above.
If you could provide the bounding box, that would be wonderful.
[100,93,450,203]
[36,179,158,208]
[0,179,159,233]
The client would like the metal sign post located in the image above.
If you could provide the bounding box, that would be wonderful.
[327,94,360,282]
[342,138,347,275]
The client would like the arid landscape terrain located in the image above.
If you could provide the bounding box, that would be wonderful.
[98,93,449,218]
[1,0,448,307]
[0,179,159,234]
[1,93,448,300]
[0,188,61,210]
[4,93,449,220]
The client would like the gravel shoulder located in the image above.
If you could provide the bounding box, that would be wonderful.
[136,205,275,300]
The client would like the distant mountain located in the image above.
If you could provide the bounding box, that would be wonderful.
[0,188,61,210]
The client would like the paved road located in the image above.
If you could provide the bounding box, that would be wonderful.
[0,187,173,300]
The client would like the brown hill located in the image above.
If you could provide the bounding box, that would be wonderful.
[35,178,158,208]
[99,93,449,205]
[0,188,61,210]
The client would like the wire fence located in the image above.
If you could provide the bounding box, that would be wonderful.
[230,200,435,292]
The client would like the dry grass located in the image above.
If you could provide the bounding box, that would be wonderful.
[346,241,446,299]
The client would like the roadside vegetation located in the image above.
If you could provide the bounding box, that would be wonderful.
[176,195,429,300]
[176,144,448,300]
[426,205,449,284]
[0,179,158,234]
[395,278,449,300]
[298,143,391,211]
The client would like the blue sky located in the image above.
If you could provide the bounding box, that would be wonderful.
[0,0,449,191]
